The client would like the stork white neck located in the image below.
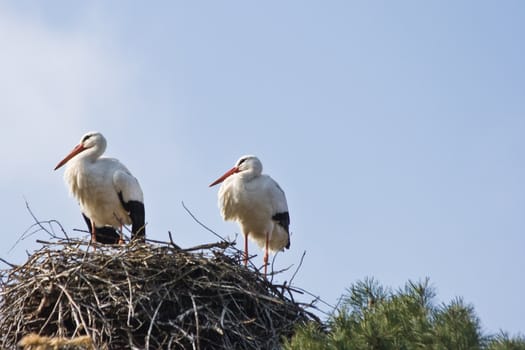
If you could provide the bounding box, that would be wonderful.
[236,155,262,181]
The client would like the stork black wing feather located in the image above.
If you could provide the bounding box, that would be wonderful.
[272,211,290,249]
[118,192,146,241]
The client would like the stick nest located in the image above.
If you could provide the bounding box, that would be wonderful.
[0,238,318,349]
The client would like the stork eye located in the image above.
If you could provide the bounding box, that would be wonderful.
[238,158,248,166]
[82,134,93,143]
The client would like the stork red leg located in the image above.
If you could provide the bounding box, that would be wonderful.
[264,232,269,276]
[243,232,249,266]
[118,225,124,244]
[90,219,97,251]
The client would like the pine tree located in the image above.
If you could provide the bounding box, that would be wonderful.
[487,332,525,350]
[284,278,525,350]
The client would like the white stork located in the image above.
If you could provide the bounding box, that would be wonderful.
[54,131,146,246]
[209,155,290,275]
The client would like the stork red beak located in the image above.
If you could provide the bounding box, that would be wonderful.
[209,167,239,187]
[54,144,86,170]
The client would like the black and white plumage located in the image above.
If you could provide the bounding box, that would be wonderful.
[54,131,145,245]
[209,155,290,275]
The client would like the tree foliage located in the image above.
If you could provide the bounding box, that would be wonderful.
[487,332,525,350]
[284,278,524,350]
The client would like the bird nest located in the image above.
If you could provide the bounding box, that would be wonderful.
[0,236,319,349]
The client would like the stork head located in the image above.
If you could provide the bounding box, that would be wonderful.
[54,131,107,170]
[209,155,262,187]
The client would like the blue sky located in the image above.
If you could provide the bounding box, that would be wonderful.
[1,1,524,335]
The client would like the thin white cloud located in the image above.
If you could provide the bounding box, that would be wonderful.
[0,6,132,178]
